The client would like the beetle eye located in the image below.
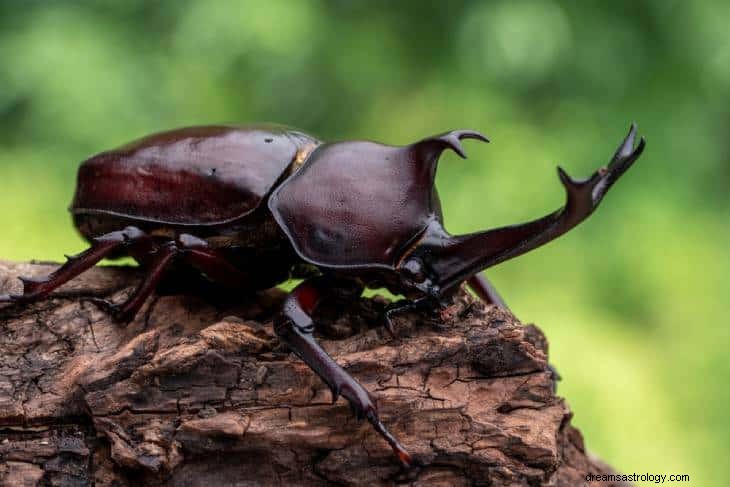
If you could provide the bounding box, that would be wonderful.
[402,258,426,283]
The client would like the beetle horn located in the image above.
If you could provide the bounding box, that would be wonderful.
[414,129,490,160]
[409,129,489,185]
[424,124,645,292]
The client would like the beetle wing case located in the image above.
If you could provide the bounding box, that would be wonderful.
[72,126,318,226]
[269,139,443,269]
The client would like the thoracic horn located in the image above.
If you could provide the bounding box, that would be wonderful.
[409,129,489,184]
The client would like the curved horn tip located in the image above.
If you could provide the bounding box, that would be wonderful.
[457,130,490,143]
[556,165,590,188]
[556,166,572,185]
[444,130,491,159]
[446,135,468,159]
[614,123,640,160]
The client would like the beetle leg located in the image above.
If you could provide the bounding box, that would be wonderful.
[176,234,249,289]
[88,241,178,323]
[88,233,254,323]
[275,278,412,468]
[383,297,431,336]
[0,226,150,304]
[89,232,249,323]
[467,273,507,309]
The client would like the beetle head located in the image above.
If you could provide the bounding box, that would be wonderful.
[391,130,490,301]
[397,217,518,302]
[397,219,463,301]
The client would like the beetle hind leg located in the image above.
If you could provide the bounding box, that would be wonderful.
[0,226,150,304]
[276,278,412,467]
[90,233,248,323]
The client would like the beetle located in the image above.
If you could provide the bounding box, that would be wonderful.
[0,123,645,467]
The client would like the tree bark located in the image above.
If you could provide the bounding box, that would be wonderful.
[0,260,623,486]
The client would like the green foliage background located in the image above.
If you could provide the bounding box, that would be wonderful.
[0,1,726,484]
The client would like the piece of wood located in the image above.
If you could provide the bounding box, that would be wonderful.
[0,260,623,486]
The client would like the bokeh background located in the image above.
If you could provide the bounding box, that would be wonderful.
[0,1,726,484]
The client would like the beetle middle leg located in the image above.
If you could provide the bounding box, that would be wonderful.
[176,234,249,290]
[275,277,413,468]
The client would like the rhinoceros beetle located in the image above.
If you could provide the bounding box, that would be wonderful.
[0,123,645,467]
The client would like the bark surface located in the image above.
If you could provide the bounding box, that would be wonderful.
[0,260,623,486]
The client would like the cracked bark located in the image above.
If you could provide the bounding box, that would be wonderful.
[0,260,625,486]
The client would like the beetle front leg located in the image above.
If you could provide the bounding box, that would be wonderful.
[275,278,412,467]
[177,234,249,289]
[383,297,432,336]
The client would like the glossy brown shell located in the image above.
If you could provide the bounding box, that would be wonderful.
[268,130,487,269]
[71,125,319,226]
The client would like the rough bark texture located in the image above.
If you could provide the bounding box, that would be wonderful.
[0,260,622,486]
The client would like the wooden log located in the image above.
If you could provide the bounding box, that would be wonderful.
[0,260,622,486]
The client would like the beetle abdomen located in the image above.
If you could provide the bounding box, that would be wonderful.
[71,125,319,226]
